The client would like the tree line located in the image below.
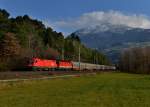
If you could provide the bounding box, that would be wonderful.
[0,9,109,71]
[119,46,150,74]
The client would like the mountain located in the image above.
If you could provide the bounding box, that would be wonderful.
[74,23,150,63]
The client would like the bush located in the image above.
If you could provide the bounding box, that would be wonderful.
[0,61,9,71]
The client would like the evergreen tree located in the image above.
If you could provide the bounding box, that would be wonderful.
[0,32,21,58]
[67,33,81,42]
[0,9,10,18]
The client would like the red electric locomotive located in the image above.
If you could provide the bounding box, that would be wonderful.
[28,58,57,71]
[57,60,73,70]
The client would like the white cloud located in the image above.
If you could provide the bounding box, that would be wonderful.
[46,11,150,34]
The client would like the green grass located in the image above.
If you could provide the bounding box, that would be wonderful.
[1,72,150,107]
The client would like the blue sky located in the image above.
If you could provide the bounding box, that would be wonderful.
[1,0,150,35]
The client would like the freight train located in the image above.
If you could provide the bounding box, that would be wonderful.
[27,58,116,71]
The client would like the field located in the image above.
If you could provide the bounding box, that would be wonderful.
[0,72,150,107]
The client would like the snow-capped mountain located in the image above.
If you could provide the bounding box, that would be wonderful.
[76,23,133,35]
[73,23,150,63]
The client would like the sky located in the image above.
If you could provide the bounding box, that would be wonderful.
[1,0,150,35]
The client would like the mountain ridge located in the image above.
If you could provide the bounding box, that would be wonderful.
[74,23,150,63]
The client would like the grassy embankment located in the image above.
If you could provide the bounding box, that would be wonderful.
[0,72,150,107]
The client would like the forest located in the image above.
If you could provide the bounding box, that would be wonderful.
[0,9,109,71]
[119,46,150,74]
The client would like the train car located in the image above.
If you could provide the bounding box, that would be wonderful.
[72,62,100,71]
[107,66,116,70]
[57,60,73,70]
[80,63,97,70]
[72,62,116,71]
[97,65,105,70]
[72,62,80,70]
[28,58,57,71]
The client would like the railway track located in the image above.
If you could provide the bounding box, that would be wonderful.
[0,70,110,81]
[0,74,85,82]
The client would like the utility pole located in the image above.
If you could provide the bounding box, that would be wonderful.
[95,48,98,64]
[95,51,97,64]
[79,46,81,70]
[73,41,75,61]
[28,33,33,58]
[93,55,95,64]
[96,50,97,64]
[62,39,65,60]
[62,48,64,60]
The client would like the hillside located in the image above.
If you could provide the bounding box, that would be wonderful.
[0,9,109,70]
[74,23,150,63]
